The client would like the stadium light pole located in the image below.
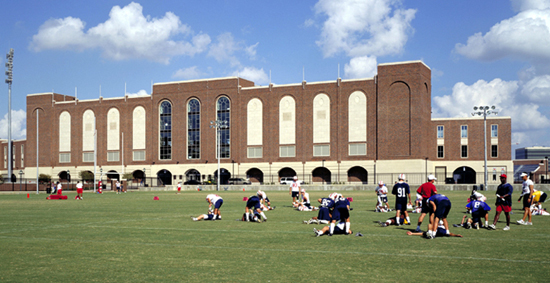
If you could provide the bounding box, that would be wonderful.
[472,105,498,190]
[210,120,228,191]
[5,48,14,182]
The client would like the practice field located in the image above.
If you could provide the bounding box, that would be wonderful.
[0,190,549,282]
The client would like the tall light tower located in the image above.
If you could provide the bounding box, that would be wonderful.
[472,105,497,190]
[210,120,228,191]
[5,48,14,182]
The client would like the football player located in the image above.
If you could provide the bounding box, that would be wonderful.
[257,190,275,210]
[245,195,267,222]
[391,174,411,225]
[304,195,334,224]
[377,214,409,227]
[407,220,463,238]
[192,211,216,221]
[297,189,317,211]
[313,222,352,237]
[329,194,351,235]
[206,194,224,220]
[427,194,452,238]
[465,195,491,229]
[375,181,389,212]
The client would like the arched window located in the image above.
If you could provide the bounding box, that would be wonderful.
[217,97,230,158]
[188,99,200,159]
[159,101,172,160]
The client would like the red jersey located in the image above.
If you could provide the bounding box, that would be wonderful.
[417,182,437,199]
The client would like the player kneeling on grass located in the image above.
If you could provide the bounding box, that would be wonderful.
[407,220,462,238]
[329,194,351,236]
[297,189,318,211]
[465,195,491,229]
[192,210,216,221]
[245,195,267,223]
[75,181,83,200]
[313,221,353,237]
[304,196,334,224]
[377,214,409,227]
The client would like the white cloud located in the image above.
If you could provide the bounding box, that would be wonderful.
[454,9,550,62]
[208,32,242,67]
[244,42,259,60]
[233,67,269,85]
[172,66,203,80]
[29,2,211,64]
[126,89,149,97]
[344,56,377,79]
[314,0,416,58]
[0,109,27,140]
[521,74,550,104]
[433,78,550,131]
[511,0,550,12]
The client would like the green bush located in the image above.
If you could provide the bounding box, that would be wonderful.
[38,174,51,183]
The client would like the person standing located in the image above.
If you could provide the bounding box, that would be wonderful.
[177,181,182,194]
[415,175,438,232]
[289,176,301,205]
[488,174,513,230]
[75,181,83,200]
[517,172,534,225]
[392,174,411,226]
[375,181,389,212]
[116,180,121,194]
[56,181,63,195]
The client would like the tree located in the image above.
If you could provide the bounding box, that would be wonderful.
[38,174,51,184]
[123,172,134,181]
[80,171,94,182]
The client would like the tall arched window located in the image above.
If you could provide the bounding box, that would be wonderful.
[217,97,230,158]
[159,101,172,160]
[187,99,200,159]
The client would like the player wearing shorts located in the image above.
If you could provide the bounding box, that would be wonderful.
[392,174,411,226]
[415,175,438,232]
[257,190,274,210]
[177,182,182,194]
[375,181,389,212]
[192,212,216,221]
[517,172,534,225]
[206,194,223,220]
[304,196,334,224]
[329,194,350,236]
[427,194,451,239]
[407,220,462,238]
[245,195,267,222]
[489,174,513,230]
[289,176,301,205]
[377,214,409,227]
[532,189,547,210]
[465,197,491,229]
[75,181,83,200]
[313,222,352,237]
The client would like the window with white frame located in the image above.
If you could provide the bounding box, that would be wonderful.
[349,143,366,156]
[247,147,263,158]
[314,145,330,157]
[280,145,295,157]
[437,125,444,139]
[107,151,120,162]
[21,145,24,168]
[133,150,146,161]
[82,152,94,162]
[461,125,468,138]
[59,153,71,163]
[491,124,498,137]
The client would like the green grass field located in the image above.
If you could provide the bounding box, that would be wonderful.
[1,189,549,282]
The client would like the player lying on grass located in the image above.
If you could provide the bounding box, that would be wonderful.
[294,189,318,211]
[313,221,352,237]
[407,220,463,238]
[245,195,267,222]
[377,214,410,227]
[192,210,216,221]
[303,195,334,224]
[531,207,550,216]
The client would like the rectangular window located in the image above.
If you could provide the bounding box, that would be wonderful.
[461,125,468,138]
[491,124,498,137]
[461,145,468,158]
[20,145,24,168]
[247,147,263,158]
[491,145,498,158]
[3,146,6,168]
[313,145,330,157]
[82,152,94,162]
[280,145,296,157]
[437,125,444,139]
[133,150,146,161]
[59,153,71,163]
[437,145,444,158]
[349,143,366,156]
[107,151,120,162]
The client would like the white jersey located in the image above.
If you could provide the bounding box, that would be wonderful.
[257,191,267,200]
[76,183,83,189]
[57,183,62,191]
[302,192,310,205]
[206,194,222,203]
[376,186,388,197]
[522,179,534,196]
[290,181,300,192]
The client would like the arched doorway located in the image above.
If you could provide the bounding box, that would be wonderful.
[312,167,331,184]
[213,168,231,185]
[106,170,119,181]
[80,170,94,182]
[132,170,146,180]
[247,168,264,184]
[452,166,476,184]
[348,166,368,184]
[58,171,70,182]
[157,169,172,185]
[278,167,297,182]
[185,169,201,181]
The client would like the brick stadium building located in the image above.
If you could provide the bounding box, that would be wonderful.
[1,61,512,186]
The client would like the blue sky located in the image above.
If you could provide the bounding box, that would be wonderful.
[1,0,549,158]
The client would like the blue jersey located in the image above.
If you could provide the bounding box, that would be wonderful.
[334,197,350,209]
[246,196,261,209]
[466,200,491,215]
[319,198,335,209]
[495,183,513,206]
[428,194,449,205]
[392,182,410,202]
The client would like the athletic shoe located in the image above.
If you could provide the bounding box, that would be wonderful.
[453,224,461,227]
[256,218,261,223]
[466,223,471,229]
[488,224,496,230]
[415,227,422,232]
[406,222,411,225]
[516,219,525,225]
[355,232,363,237]
[192,217,198,221]
[475,223,479,230]
[503,226,510,231]
[303,220,308,224]
[527,222,532,225]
